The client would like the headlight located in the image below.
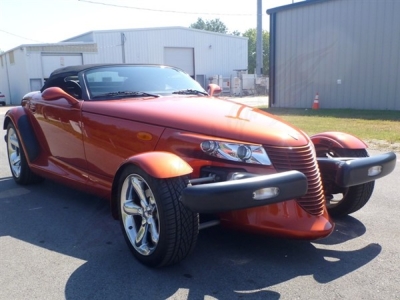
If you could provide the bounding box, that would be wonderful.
[200,141,272,165]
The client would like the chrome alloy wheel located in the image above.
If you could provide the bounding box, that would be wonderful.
[120,174,160,256]
[7,126,21,178]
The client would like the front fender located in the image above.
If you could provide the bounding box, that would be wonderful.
[110,151,193,219]
[125,151,193,179]
[311,131,367,150]
[3,107,40,162]
[3,106,24,130]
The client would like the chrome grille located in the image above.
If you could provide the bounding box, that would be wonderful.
[264,144,325,215]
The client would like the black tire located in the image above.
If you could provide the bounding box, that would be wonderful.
[316,147,375,218]
[117,165,199,267]
[6,123,43,185]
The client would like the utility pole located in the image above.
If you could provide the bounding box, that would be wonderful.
[256,0,263,76]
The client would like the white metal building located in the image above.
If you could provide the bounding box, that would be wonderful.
[267,0,400,110]
[0,27,248,105]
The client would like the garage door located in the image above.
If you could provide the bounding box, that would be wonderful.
[42,54,83,78]
[164,47,194,76]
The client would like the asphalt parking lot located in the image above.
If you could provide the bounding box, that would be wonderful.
[0,106,399,300]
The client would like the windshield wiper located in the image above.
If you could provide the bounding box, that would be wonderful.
[92,91,160,99]
[172,89,208,96]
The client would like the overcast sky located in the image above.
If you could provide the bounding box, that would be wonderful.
[0,0,304,52]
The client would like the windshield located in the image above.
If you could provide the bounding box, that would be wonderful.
[84,65,207,99]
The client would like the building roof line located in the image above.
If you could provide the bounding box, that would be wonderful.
[62,26,247,42]
[266,0,334,15]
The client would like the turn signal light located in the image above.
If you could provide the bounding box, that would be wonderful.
[253,187,280,200]
[368,166,382,177]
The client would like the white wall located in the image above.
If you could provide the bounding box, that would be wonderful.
[88,27,248,78]
[4,48,29,105]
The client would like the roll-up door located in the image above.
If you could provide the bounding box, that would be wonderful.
[164,47,194,77]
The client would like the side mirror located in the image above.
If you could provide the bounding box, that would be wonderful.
[208,83,222,97]
[42,87,79,106]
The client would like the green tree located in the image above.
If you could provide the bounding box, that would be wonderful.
[242,28,270,75]
[189,18,228,34]
[189,19,270,75]
[231,30,241,36]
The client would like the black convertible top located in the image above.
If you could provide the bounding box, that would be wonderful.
[41,64,107,92]
[41,63,163,92]
[48,64,104,76]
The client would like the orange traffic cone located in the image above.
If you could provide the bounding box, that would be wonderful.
[312,92,319,110]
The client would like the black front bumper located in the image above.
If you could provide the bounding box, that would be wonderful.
[317,152,397,187]
[180,170,308,213]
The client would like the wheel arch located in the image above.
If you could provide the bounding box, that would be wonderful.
[311,131,367,150]
[4,107,40,163]
[110,151,193,219]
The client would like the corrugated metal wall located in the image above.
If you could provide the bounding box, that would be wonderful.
[270,0,400,110]
[91,32,124,63]
[0,55,9,100]
[91,28,248,78]
[3,49,29,104]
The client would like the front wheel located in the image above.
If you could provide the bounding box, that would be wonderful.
[117,165,199,267]
[317,148,375,218]
[6,123,43,185]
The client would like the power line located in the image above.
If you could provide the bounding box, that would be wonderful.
[78,0,254,16]
[0,29,45,44]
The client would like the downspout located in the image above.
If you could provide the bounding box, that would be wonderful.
[121,32,126,63]
[268,11,277,107]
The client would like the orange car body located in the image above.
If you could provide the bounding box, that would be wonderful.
[4,64,396,243]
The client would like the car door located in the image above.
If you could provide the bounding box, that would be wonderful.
[28,96,87,172]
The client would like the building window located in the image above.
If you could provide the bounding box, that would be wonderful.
[9,51,15,64]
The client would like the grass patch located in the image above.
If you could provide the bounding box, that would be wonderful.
[261,108,400,150]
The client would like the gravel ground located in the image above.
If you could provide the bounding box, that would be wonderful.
[365,139,400,153]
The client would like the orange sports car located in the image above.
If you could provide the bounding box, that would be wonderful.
[4,64,396,267]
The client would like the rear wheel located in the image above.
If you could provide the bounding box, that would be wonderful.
[6,123,43,185]
[117,165,198,267]
[316,147,375,217]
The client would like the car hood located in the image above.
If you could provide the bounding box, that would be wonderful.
[81,96,309,147]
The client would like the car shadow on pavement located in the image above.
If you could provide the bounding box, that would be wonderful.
[0,178,381,300]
